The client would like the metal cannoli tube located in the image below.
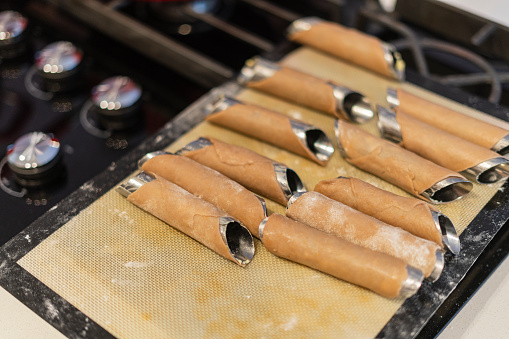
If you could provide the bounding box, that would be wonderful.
[335,120,473,203]
[177,137,306,205]
[378,107,509,184]
[138,152,267,238]
[205,96,334,166]
[287,17,405,81]
[314,177,460,254]
[237,57,374,123]
[116,172,255,266]
[387,87,509,154]
[259,214,423,299]
[286,191,444,280]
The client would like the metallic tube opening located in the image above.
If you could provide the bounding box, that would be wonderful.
[462,157,509,184]
[176,137,213,155]
[286,168,306,195]
[342,92,374,123]
[328,83,373,123]
[345,94,375,124]
[274,164,306,202]
[422,177,473,204]
[138,151,170,168]
[286,16,321,36]
[377,105,403,144]
[386,87,400,108]
[258,216,269,242]
[286,191,307,209]
[290,120,334,163]
[491,134,509,155]
[237,57,280,85]
[205,95,241,116]
[399,266,424,299]
[219,217,255,267]
[382,44,405,81]
[116,171,155,197]
[305,129,335,162]
[427,250,445,282]
[431,210,460,255]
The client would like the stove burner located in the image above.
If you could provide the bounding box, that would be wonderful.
[0,10,29,58]
[79,76,143,137]
[90,75,143,131]
[6,131,64,187]
[34,41,84,92]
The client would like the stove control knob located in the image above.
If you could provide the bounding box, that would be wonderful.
[0,10,29,58]
[35,41,84,92]
[6,132,63,187]
[91,76,143,130]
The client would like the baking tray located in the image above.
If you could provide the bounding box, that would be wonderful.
[1,48,509,338]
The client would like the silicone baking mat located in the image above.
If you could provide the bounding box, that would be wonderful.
[16,48,509,338]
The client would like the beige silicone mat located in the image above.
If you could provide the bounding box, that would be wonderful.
[18,48,509,338]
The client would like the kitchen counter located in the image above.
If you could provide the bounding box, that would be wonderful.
[439,253,509,338]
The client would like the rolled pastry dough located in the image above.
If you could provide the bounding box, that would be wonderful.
[286,191,441,277]
[245,66,338,117]
[336,120,467,198]
[262,214,417,298]
[314,177,444,248]
[142,154,266,238]
[396,111,500,172]
[288,20,395,78]
[127,176,252,265]
[396,88,508,150]
[181,137,298,205]
[206,101,330,165]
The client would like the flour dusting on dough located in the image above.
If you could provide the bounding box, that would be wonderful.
[288,191,439,275]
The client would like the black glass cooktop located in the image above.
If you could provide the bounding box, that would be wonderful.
[0,0,205,246]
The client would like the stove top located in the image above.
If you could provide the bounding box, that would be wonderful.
[0,0,207,245]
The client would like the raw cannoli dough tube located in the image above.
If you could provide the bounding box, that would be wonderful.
[378,107,509,184]
[286,191,444,280]
[118,173,255,266]
[140,153,267,238]
[177,137,305,205]
[387,87,509,154]
[287,17,405,81]
[205,97,334,166]
[260,214,423,299]
[314,177,460,254]
[237,57,374,123]
[335,120,472,203]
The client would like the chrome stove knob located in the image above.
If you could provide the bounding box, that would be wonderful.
[6,131,63,187]
[0,10,29,58]
[91,76,143,130]
[34,41,84,92]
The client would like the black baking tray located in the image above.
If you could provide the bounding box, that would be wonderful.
[1,70,509,338]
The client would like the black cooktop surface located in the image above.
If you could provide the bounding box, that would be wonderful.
[0,0,206,246]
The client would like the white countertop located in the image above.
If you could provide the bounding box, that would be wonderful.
[0,286,66,339]
[438,254,509,338]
